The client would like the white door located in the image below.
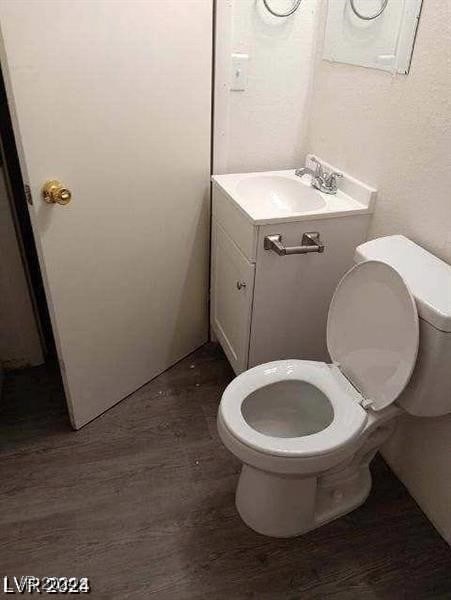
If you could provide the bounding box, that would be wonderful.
[0,0,212,428]
[211,224,255,374]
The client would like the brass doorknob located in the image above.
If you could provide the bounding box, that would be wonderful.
[42,180,72,205]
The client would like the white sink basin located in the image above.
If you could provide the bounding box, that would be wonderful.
[236,175,326,215]
[212,166,377,225]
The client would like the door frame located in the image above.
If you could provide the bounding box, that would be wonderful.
[0,65,55,359]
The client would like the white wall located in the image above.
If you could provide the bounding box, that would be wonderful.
[306,1,451,543]
[214,0,319,174]
[0,167,43,369]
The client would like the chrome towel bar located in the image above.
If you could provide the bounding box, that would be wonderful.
[264,232,325,256]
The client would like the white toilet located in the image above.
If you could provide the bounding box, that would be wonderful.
[217,235,451,537]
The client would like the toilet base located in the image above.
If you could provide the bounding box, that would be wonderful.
[236,462,373,538]
[232,414,398,538]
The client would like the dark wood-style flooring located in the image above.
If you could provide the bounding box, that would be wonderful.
[1,343,450,599]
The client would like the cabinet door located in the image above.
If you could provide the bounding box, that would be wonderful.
[211,224,255,374]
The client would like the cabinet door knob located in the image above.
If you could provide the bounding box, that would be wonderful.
[236,281,246,290]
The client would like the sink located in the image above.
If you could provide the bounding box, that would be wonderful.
[212,164,377,225]
[236,175,326,214]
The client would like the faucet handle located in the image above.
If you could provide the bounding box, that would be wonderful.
[310,156,324,178]
[329,170,343,181]
[326,171,343,190]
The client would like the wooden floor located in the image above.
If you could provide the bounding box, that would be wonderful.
[1,343,450,599]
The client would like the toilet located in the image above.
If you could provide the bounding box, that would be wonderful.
[217,235,451,537]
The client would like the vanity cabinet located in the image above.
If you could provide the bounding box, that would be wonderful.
[210,179,373,375]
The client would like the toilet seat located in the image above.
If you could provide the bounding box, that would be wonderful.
[219,260,420,462]
[327,260,419,411]
[220,360,367,458]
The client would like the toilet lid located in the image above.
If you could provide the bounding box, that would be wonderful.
[327,260,419,411]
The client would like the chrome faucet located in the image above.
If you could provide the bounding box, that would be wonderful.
[295,157,342,195]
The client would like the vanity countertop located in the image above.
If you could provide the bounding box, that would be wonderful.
[212,161,377,226]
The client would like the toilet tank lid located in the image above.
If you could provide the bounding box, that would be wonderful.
[355,236,451,332]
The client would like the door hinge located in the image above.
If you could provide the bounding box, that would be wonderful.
[24,184,33,206]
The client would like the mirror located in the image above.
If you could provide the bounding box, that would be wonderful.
[323,0,423,74]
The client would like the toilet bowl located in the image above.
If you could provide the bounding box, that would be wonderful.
[218,256,422,537]
[218,360,400,537]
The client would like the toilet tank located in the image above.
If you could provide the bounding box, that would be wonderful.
[355,235,451,417]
